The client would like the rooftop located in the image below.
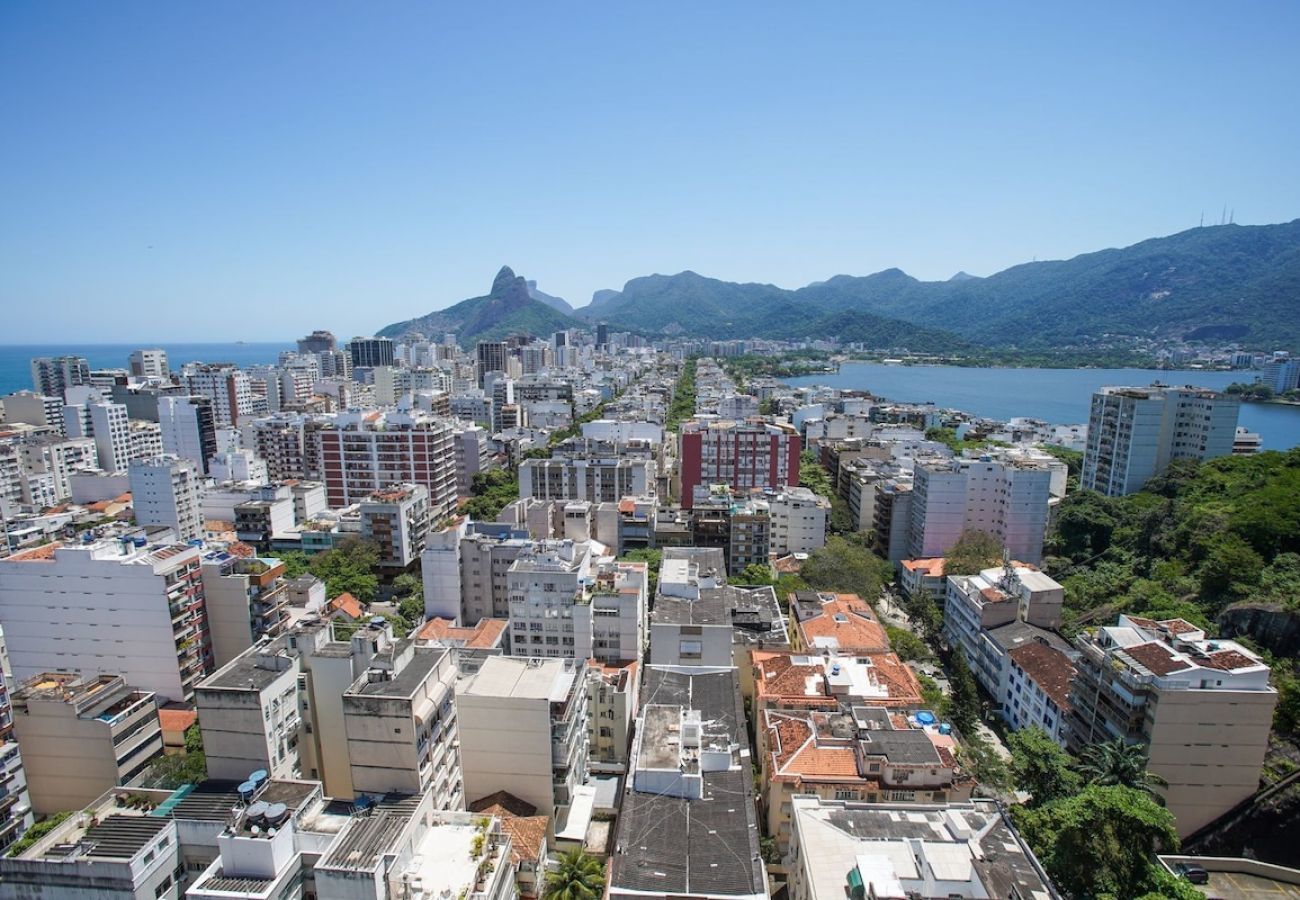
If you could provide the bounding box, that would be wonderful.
[791,796,1057,900]
[459,655,580,702]
[791,592,890,654]
[415,617,508,650]
[1008,641,1076,711]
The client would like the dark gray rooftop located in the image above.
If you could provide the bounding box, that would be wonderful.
[199,650,295,692]
[858,728,941,765]
[988,620,1073,656]
[76,815,170,860]
[611,667,763,898]
[318,795,422,871]
[651,585,787,647]
[345,643,445,698]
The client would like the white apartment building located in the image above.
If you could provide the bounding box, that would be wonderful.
[1081,384,1241,496]
[128,349,169,379]
[17,434,97,501]
[89,400,133,471]
[422,520,533,624]
[29,356,89,398]
[1068,614,1277,837]
[0,536,212,702]
[909,452,1053,565]
[157,395,217,474]
[457,655,589,821]
[185,364,253,428]
[129,456,203,541]
[505,539,649,665]
[580,419,663,445]
[765,485,830,555]
[11,673,163,814]
[518,455,653,504]
[943,564,1074,741]
[3,392,66,433]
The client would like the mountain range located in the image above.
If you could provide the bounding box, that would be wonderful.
[378,220,1300,352]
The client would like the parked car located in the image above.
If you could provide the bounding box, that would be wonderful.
[1175,862,1210,885]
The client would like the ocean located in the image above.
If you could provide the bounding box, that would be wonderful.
[0,342,292,396]
[783,362,1300,451]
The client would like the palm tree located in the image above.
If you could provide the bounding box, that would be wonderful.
[545,848,606,900]
[1078,739,1168,800]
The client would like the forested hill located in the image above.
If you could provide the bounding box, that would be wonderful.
[578,220,1300,350]
[1042,447,1300,729]
[378,266,584,347]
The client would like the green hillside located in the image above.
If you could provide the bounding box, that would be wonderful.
[580,220,1300,350]
[378,266,584,348]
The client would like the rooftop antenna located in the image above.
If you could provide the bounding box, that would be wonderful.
[1230,208,1235,225]
[1221,204,1227,226]
[1199,210,1204,228]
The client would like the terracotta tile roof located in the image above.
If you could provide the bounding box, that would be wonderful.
[1201,648,1259,671]
[4,542,61,562]
[1008,642,1076,711]
[901,557,945,576]
[866,652,924,708]
[415,617,507,649]
[159,708,198,733]
[469,791,538,818]
[498,815,549,867]
[980,586,1011,603]
[772,554,803,574]
[1123,641,1193,676]
[796,594,890,654]
[227,542,256,558]
[765,711,863,783]
[329,592,363,620]
[1159,618,1201,635]
[1125,616,1159,630]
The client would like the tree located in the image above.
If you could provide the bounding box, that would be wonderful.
[1008,727,1080,807]
[310,538,381,603]
[944,648,980,736]
[1078,739,1167,800]
[738,563,775,586]
[943,529,1003,577]
[278,550,311,579]
[463,469,520,522]
[800,536,892,599]
[885,625,930,661]
[1013,785,1181,899]
[545,849,606,900]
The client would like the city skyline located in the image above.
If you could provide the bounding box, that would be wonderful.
[4,2,1300,341]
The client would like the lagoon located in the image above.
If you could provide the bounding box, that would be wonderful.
[782,363,1300,451]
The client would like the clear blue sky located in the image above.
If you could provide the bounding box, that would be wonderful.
[3,2,1298,342]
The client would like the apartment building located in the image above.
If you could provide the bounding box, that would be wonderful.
[89,400,134,471]
[785,795,1057,900]
[760,705,969,854]
[909,452,1053,565]
[316,410,457,513]
[184,364,253,428]
[29,355,89,398]
[11,673,163,814]
[246,414,309,481]
[678,418,800,508]
[128,349,169,379]
[349,336,396,369]
[587,661,639,774]
[1067,614,1277,836]
[0,537,212,702]
[871,477,913,563]
[457,656,589,821]
[453,424,492,496]
[608,665,766,900]
[422,519,533,623]
[0,792,181,900]
[129,455,203,541]
[476,341,507,387]
[195,644,301,782]
[1081,384,1241,496]
[0,668,32,852]
[519,455,654,504]
[17,433,97,501]
[4,391,67,434]
[766,486,830,555]
[157,395,217,473]
[200,550,291,666]
[750,649,924,714]
[360,483,430,574]
[942,563,1074,740]
[342,641,462,806]
[690,485,772,576]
